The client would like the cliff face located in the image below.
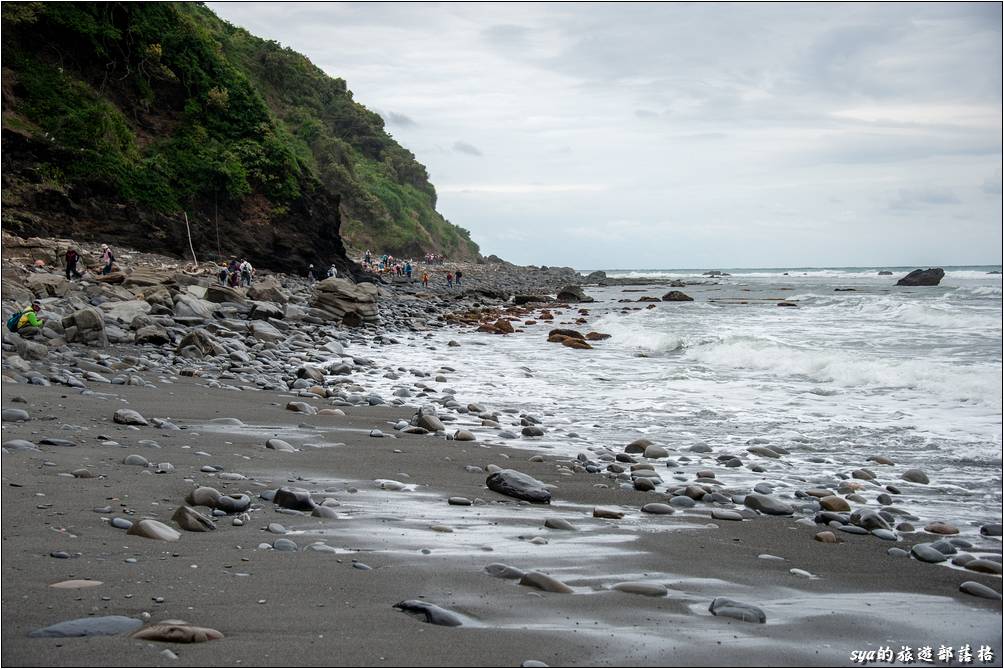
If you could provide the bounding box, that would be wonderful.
[1,2,479,272]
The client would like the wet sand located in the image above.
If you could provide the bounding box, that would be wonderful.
[1,377,1001,667]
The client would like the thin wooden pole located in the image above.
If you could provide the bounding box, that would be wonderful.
[183,211,198,269]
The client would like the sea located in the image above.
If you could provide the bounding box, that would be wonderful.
[361,266,1003,537]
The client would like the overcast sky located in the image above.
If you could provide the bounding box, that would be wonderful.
[209,2,1002,269]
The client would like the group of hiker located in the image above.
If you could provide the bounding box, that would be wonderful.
[360,249,463,289]
[61,244,115,280]
[218,258,256,287]
[306,263,338,281]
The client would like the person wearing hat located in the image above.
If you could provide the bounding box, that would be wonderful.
[12,301,45,336]
[100,244,115,275]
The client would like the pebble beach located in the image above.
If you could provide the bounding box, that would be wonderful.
[2,235,1001,667]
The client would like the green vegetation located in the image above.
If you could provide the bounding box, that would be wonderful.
[1,1,478,259]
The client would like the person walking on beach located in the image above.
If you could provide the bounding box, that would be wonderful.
[405,261,413,280]
[364,250,372,266]
[64,248,82,280]
[239,259,254,287]
[100,244,115,275]
[7,300,44,336]
[218,264,229,286]
[421,271,429,288]
[446,272,454,288]
[455,269,463,287]
[327,264,338,279]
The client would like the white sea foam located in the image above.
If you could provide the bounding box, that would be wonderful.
[846,297,1003,331]
[681,336,1002,407]
[955,285,1003,297]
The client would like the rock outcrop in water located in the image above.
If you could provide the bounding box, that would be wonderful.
[310,278,381,327]
[896,268,945,286]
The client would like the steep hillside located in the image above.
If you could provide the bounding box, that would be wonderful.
[0,2,479,272]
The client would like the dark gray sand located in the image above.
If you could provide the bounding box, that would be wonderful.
[2,378,1001,667]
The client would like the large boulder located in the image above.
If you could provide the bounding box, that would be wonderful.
[513,294,553,305]
[896,268,945,286]
[1,279,35,304]
[122,269,173,288]
[247,277,289,304]
[249,320,284,342]
[310,278,380,327]
[662,291,694,302]
[5,332,48,360]
[584,271,607,283]
[135,325,171,346]
[173,294,215,321]
[61,308,107,347]
[248,301,284,321]
[137,286,174,312]
[25,272,70,298]
[555,285,594,303]
[99,300,151,324]
[205,284,247,304]
[176,329,226,358]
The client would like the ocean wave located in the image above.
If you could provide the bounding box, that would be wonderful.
[597,268,1003,281]
[682,336,1002,406]
[589,315,687,352]
[849,297,1001,330]
[782,293,1001,330]
[954,285,1003,297]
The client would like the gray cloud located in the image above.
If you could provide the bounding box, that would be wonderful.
[982,171,1003,195]
[452,141,483,157]
[890,187,961,211]
[382,111,417,127]
[482,24,530,48]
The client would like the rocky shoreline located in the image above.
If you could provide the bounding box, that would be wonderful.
[2,234,1002,667]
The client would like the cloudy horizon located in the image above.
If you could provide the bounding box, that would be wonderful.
[208,2,1003,269]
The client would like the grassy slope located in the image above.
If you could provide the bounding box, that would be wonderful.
[1,2,478,260]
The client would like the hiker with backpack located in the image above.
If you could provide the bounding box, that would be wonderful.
[7,301,44,337]
[65,248,83,280]
[240,259,254,287]
[100,244,115,275]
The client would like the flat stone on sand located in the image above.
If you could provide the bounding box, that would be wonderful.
[486,469,551,504]
[593,507,625,519]
[911,543,948,563]
[709,597,767,623]
[393,600,463,626]
[959,581,1002,600]
[519,571,574,593]
[29,616,143,638]
[113,409,148,426]
[485,563,526,579]
[612,582,667,597]
[126,519,181,541]
[131,623,224,643]
[49,579,103,589]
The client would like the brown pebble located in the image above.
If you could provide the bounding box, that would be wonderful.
[814,531,839,544]
[924,521,959,535]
